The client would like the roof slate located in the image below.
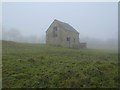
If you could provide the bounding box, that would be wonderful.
[55,19,79,33]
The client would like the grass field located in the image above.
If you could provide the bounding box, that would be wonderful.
[2,41,118,88]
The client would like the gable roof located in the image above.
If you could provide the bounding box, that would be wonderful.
[54,19,79,34]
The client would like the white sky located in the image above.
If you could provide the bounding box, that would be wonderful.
[2,2,118,40]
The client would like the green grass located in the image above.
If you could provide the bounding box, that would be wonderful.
[2,41,118,88]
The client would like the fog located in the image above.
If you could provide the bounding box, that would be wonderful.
[2,2,118,50]
[2,28,118,50]
[2,28,45,43]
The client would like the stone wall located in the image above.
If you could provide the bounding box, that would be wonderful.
[46,20,61,46]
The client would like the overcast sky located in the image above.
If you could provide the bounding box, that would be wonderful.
[2,2,118,40]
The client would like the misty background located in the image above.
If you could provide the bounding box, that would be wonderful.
[2,2,118,49]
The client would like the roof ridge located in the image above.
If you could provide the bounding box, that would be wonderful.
[54,19,68,25]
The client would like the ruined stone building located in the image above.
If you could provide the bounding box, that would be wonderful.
[46,19,86,48]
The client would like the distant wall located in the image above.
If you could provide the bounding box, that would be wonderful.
[79,43,87,48]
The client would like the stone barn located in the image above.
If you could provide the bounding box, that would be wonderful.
[46,19,86,48]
